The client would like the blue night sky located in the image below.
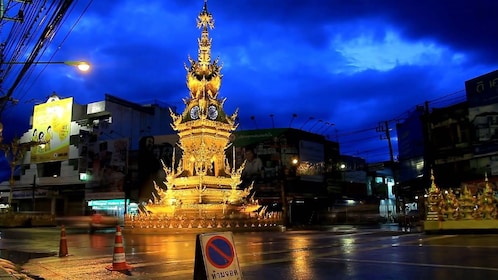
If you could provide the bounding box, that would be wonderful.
[1,0,498,164]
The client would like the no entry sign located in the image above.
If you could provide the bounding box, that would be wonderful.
[194,232,242,280]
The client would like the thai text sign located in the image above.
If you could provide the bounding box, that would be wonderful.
[194,232,242,280]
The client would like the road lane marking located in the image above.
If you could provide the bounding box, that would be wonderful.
[320,257,498,272]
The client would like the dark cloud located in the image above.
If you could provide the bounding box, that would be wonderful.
[2,0,498,163]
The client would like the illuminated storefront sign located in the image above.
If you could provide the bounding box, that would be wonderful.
[88,199,127,207]
[30,97,73,163]
[298,140,325,182]
[87,199,138,214]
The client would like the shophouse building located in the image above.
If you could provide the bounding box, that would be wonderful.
[396,69,498,210]
[0,93,175,218]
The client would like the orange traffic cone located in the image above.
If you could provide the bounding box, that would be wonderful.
[58,225,69,257]
[106,225,132,273]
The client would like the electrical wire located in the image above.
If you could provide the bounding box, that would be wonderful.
[16,0,94,102]
[336,88,467,163]
[0,0,94,118]
[0,0,66,114]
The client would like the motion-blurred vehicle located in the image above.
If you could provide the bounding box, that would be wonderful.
[90,213,119,233]
[326,198,383,224]
[398,210,421,227]
[55,214,119,232]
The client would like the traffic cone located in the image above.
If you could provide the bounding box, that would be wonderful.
[106,225,132,273]
[58,225,69,257]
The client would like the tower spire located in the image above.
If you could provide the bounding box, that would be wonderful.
[184,0,222,102]
[196,0,214,72]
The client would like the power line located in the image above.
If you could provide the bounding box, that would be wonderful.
[15,0,95,104]
[0,0,95,119]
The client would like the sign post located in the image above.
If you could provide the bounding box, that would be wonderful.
[193,231,242,280]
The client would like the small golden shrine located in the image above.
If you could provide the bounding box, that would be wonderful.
[424,171,498,232]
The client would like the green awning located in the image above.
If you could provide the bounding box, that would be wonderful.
[232,128,288,147]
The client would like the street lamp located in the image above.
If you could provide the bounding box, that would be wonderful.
[0,59,90,196]
[4,60,91,72]
[0,60,91,136]
[0,60,88,208]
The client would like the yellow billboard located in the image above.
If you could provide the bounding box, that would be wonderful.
[30,97,73,163]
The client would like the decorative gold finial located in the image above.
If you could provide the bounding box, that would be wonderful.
[197,0,214,30]
[429,169,439,192]
[183,0,223,103]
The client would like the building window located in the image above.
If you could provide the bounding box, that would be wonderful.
[37,161,61,177]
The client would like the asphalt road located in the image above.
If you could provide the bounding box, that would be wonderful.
[1,225,498,279]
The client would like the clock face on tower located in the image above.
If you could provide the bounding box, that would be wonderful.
[190,105,200,120]
[208,105,218,120]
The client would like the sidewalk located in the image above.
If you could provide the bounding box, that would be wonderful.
[0,258,32,279]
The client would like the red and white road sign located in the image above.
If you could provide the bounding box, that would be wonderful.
[194,231,242,280]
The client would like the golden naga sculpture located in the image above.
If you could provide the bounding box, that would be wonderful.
[459,185,476,219]
[426,170,443,221]
[440,189,459,220]
[476,173,497,219]
[425,171,498,222]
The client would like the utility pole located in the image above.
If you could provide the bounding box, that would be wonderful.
[422,101,432,189]
[32,174,36,211]
[0,0,74,116]
[376,121,399,216]
[377,121,395,163]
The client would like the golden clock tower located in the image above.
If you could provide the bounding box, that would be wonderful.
[170,1,238,179]
[125,2,286,232]
[144,1,256,215]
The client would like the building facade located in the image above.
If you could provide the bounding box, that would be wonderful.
[396,69,498,222]
[0,93,175,218]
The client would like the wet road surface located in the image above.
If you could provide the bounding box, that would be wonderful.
[1,225,498,279]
